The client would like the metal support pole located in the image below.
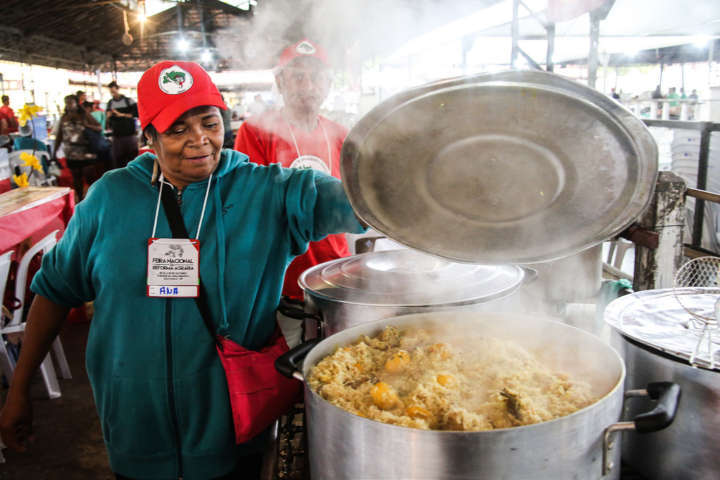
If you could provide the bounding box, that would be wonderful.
[511,0,520,68]
[176,1,184,58]
[546,23,555,72]
[633,172,687,291]
[588,11,600,88]
[692,123,713,247]
[199,0,207,49]
[96,69,102,100]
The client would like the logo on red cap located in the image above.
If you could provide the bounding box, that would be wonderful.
[158,65,194,95]
[295,41,317,55]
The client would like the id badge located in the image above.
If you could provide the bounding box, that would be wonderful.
[147,238,200,297]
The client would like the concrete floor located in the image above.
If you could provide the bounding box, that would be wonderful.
[0,321,113,479]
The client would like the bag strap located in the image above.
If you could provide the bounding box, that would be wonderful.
[159,181,221,349]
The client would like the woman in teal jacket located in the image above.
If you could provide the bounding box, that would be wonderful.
[0,61,365,479]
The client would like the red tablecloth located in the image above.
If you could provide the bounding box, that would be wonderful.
[1,186,85,322]
[0,187,75,253]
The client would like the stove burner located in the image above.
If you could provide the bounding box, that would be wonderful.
[276,403,308,480]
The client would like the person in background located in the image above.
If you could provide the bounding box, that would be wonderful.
[13,122,48,152]
[0,95,19,135]
[51,94,103,200]
[75,90,94,112]
[106,80,139,169]
[688,89,700,120]
[668,87,680,119]
[234,39,351,348]
[0,60,365,480]
[651,85,664,119]
[610,88,620,100]
[90,100,106,133]
[247,93,267,117]
[14,122,52,175]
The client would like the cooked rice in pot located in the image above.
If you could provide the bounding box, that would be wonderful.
[308,325,596,431]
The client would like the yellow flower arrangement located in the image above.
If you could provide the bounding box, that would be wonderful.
[20,151,44,173]
[17,104,42,127]
[12,172,29,188]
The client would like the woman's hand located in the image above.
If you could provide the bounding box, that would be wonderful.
[0,390,34,452]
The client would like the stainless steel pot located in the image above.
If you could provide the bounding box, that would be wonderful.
[619,337,718,480]
[277,311,680,479]
[282,249,532,337]
[605,289,719,479]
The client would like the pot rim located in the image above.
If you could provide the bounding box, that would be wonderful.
[617,331,720,373]
[298,251,527,307]
[303,312,627,435]
[300,284,524,308]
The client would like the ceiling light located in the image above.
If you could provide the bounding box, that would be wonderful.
[177,38,190,52]
[138,12,147,23]
[201,50,212,63]
[693,36,711,48]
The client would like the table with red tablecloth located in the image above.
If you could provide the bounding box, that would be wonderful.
[0,187,75,252]
[0,186,86,322]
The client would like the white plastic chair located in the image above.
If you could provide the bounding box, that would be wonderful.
[1,230,71,399]
[0,250,15,386]
[606,238,634,270]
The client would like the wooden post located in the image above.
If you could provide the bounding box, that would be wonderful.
[633,172,687,291]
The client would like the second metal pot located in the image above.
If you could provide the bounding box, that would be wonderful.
[282,249,532,337]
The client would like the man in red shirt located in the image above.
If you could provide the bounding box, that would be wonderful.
[234,39,351,345]
[0,95,18,135]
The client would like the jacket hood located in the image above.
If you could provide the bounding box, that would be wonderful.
[125,149,249,187]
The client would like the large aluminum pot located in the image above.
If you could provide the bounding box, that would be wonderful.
[277,311,680,479]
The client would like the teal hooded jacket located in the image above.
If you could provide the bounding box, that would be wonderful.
[31,150,366,479]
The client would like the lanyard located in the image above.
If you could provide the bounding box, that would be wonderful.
[151,172,213,239]
[283,115,332,173]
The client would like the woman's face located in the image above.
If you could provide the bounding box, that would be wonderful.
[150,106,224,188]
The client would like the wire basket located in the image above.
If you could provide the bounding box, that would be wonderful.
[673,256,720,368]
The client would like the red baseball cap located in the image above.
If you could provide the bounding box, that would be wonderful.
[276,39,329,70]
[137,61,226,133]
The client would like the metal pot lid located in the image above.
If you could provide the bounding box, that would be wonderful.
[604,288,720,371]
[341,70,658,264]
[299,249,524,306]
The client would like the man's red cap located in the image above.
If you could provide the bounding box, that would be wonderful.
[137,61,226,133]
[276,39,329,70]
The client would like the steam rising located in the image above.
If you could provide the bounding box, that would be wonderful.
[214,0,499,70]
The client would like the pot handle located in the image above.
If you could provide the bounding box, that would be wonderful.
[277,299,323,323]
[275,338,320,382]
[601,382,681,476]
[520,267,538,285]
